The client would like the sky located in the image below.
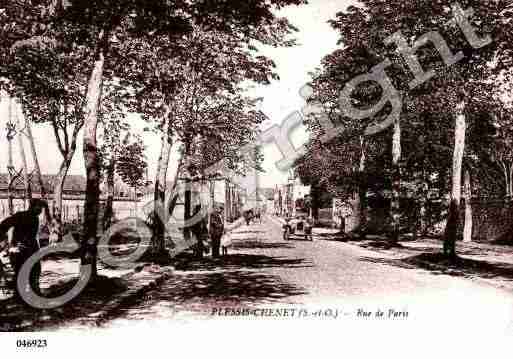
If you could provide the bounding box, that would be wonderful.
[0,0,354,190]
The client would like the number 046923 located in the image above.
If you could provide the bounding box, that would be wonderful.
[16,339,47,348]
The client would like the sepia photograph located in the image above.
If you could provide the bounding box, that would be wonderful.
[0,0,513,356]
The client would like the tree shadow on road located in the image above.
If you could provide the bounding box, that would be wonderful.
[173,251,312,272]
[284,236,315,242]
[102,270,308,323]
[359,253,513,284]
[386,243,493,257]
[229,240,296,250]
[358,256,420,271]
[315,232,350,242]
[0,275,128,331]
[232,230,266,235]
[357,240,404,250]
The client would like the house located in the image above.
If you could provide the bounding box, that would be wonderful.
[273,179,310,216]
[0,173,139,221]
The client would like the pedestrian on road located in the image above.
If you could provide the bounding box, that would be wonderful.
[305,216,314,241]
[255,208,262,224]
[192,204,209,258]
[244,210,249,226]
[0,199,47,300]
[209,205,225,258]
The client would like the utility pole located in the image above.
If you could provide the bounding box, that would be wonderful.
[14,100,31,208]
[24,112,46,199]
[6,97,16,215]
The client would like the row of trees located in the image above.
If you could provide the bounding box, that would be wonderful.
[0,0,306,278]
[296,0,513,259]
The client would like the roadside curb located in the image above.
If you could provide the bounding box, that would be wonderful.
[1,262,163,330]
[52,265,175,329]
[91,267,174,326]
[403,257,513,292]
[346,241,513,293]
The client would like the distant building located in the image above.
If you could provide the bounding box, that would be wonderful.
[274,185,282,215]
[0,173,139,221]
[273,179,310,217]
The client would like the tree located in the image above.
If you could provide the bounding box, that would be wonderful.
[310,0,510,258]
[125,23,294,254]
[0,8,91,241]
[15,0,302,274]
[483,95,513,199]
[116,137,147,192]
[98,108,147,230]
[301,47,393,236]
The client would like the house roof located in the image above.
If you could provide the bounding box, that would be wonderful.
[0,173,87,193]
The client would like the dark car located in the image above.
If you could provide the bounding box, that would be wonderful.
[283,215,313,241]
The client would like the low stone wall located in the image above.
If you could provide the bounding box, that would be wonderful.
[0,197,139,223]
[468,199,513,243]
[295,196,513,242]
[370,197,513,242]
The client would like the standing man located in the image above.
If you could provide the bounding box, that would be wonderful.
[0,199,47,299]
[191,204,209,258]
[209,205,224,258]
[243,210,250,226]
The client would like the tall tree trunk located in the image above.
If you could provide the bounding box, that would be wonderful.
[168,148,184,217]
[232,185,237,219]
[49,156,72,243]
[209,179,215,229]
[444,100,466,259]
[171,143,184,192]
[500,161,511,199]
[509,163,513,202]
[226,182,232,222]
[224,179,230,223]
[390,118,401,242]
[310,184,320,223]
[183,174,192,247]
[463,168,472,243]
[82,29,108,279]
[503,163,509,198]
[25,118,46,197]
[182,146,193,248]
[6,97,15,215]
[358,136,367,239]
[417,177,428,238]
[152,118,172,254]
[15,103,31,207]
[103,159,115,231]
[25,118,52,225]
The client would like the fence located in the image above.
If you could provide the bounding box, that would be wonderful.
[319,196,513,242]
[0,197,139,225]
[466,199,513,243]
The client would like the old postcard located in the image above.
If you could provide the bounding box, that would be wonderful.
[1,0,513,356]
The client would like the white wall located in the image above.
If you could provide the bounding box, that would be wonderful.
[0,197,139,223]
